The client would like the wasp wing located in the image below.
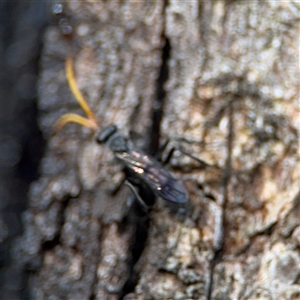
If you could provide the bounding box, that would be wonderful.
[115,149,188,204]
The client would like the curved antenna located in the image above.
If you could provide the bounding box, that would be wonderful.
[55,56,99,132]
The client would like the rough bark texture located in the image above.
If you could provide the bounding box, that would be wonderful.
[14,1,299,300]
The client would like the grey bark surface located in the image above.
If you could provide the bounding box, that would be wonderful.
[14,1,300,300]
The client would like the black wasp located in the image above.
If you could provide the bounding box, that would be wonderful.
[55,57,188,207]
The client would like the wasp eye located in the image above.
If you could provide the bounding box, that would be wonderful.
[96,125,118,143]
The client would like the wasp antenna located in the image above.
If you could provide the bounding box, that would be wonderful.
[55,113,98,132]
[65,56,99,127]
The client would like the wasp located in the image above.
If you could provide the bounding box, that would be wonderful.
[55,57,188,207]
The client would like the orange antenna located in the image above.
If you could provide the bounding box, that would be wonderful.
[55,56,99,132]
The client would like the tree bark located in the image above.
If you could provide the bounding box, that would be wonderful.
[15,1,300,299]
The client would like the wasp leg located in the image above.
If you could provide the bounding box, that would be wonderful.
[160,139,212,168]
[124,180,149,212]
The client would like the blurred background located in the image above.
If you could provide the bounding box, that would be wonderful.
[0,1,51,299]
